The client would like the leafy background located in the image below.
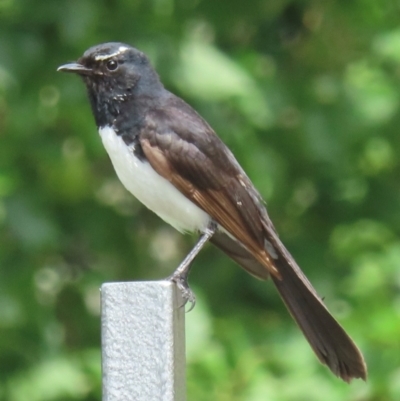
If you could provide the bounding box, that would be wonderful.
[1,0,400,400]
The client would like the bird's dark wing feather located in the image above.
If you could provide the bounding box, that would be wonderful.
[140,95,279,277]
[139,94,367,381]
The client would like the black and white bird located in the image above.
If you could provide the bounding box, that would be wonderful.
[58,42,366,381]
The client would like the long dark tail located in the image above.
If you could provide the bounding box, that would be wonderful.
[210,231,367,382]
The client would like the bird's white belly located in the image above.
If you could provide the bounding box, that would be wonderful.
[99,126,210,233]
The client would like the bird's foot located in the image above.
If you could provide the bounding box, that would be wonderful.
[168,272,196,312]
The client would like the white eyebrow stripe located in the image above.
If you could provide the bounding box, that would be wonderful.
[94,46,129,61]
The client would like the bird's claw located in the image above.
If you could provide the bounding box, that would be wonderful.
[168,273,196,312]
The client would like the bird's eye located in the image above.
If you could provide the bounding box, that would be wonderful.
[106,60,118,71]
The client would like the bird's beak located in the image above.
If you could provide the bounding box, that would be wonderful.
[57,62,92,75]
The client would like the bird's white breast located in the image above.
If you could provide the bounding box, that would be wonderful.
[99,126,210,233]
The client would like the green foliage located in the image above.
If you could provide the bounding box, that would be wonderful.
[1,0,400,400]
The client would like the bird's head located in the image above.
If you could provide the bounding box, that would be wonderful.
[58,42,163,126]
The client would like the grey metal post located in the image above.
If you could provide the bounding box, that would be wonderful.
[101,281,186,401]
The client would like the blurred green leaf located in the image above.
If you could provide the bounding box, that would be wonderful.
[345,61,399,125]
[176,40,274,128]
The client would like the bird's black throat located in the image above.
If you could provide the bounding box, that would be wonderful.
[84,74,137,129]
[84,76,153,161]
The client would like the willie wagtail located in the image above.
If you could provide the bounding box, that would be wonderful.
[58,42,367,381]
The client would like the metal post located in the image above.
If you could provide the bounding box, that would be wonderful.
[101,281,186,401]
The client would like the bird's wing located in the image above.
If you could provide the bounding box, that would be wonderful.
[139,96,279,277]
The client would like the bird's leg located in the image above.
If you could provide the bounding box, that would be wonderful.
[169,221,217,311]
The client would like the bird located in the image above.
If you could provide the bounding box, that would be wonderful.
[58,42,367,382]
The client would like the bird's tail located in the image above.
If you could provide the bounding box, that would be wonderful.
[270,241,367,382]
[210,231,367,382]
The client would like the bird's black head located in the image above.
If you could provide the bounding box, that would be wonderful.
[58,42,164,127]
